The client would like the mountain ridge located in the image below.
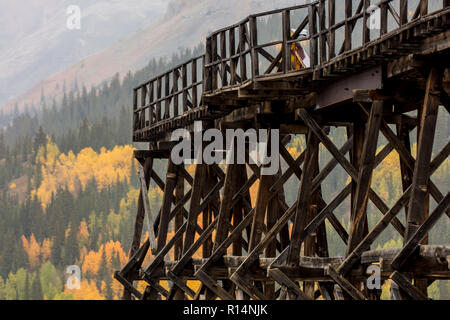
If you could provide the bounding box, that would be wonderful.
[0,0,169,112]
[0,0,304,117]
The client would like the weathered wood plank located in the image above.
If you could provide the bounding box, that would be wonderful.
[183,164,207,253]
[392,192,450,270]
[338,186,412,275]
[268,268,311,300]
[122,157,153,300]
[138,161,157,253]
[405,68,441,241]
[288,131,318,265]
[214,164,239,249]
[347,101,383,254]
[390,271,429,300]
[326,266,366,300]
[157,161,178,251]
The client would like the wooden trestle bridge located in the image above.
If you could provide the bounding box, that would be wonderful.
[115,0,450,300]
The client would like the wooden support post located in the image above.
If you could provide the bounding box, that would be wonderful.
[249,128,276,251]
[390,271,428,300]
[299,109,406,236]
[304,184,352,247]
[444,1,450,25]
[405,68,440,241]
[288,131,318,266]
[213,34,219,91]
[157,160,178,251]
[347,101,383,254]
[380,2,388,35]
[232,202,298,299]
[214,164,239,249]
[196,208,255,300]
[282,10,291,73]
[362,0,370,45]
[396,120,414,221]
[133,89,138,131]
[229,27,237,85]
[122,157,153,300]
[392,192,450,270]
[202,166,218,258]
[319,0,327,64]
[192,58,198,107]
[164,74,170,119]
[173,70,179,117]
[183,164,207,253]
[156,77,162,121]
[232,165,248,256]
[402,68,441,297]
[204,38,212,92]
[129,157,153,257]
[249,16,259,78]
[137,162,157,253]
[265,167,283,299]
[249,173,272,251]
[141,85,147,129]
[142,222,187,279]
[390,282,402,300]
[148,83,154,125]
[181,64,188,113]
[344,0,352,52]
[310,139,334,298]
[268,268,311,300]
[168,218,219,298]
[328,0,336,59]
[239,23,247,82]
[309,4,318,66]
[400,0,408,25]
[118,239,150,300]
[277,186,290,251]
[303,137,322,298]
[303,205,316,298]
[420,0,428,17]
[174,166,185,260]
[326,266,366,300]
[220,31,228,87]
[338,186,412,275]
[347,121,365,247]
[375,119,449,222]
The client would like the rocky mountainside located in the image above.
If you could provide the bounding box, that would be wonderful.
[0,0,168,110]
[0,0,305,116]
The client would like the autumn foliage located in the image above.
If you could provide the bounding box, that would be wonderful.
[33,139,134,207]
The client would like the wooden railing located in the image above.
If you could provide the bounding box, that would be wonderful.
[203,2,315,92]
[133,56,204,134]
[204,0,447,92]
[133,0,448,137]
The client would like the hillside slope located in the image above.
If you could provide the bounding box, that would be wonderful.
[0,0,168,110]
[0,0,304,115]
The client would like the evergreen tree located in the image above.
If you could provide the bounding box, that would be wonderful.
[98,249,108,286]
[34,126,46,152]
[105,276,113,300]
[24,272,30,300]
[64,221,79,267]
[31,272,43,300]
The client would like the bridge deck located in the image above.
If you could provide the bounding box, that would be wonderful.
[132,1,450,142]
